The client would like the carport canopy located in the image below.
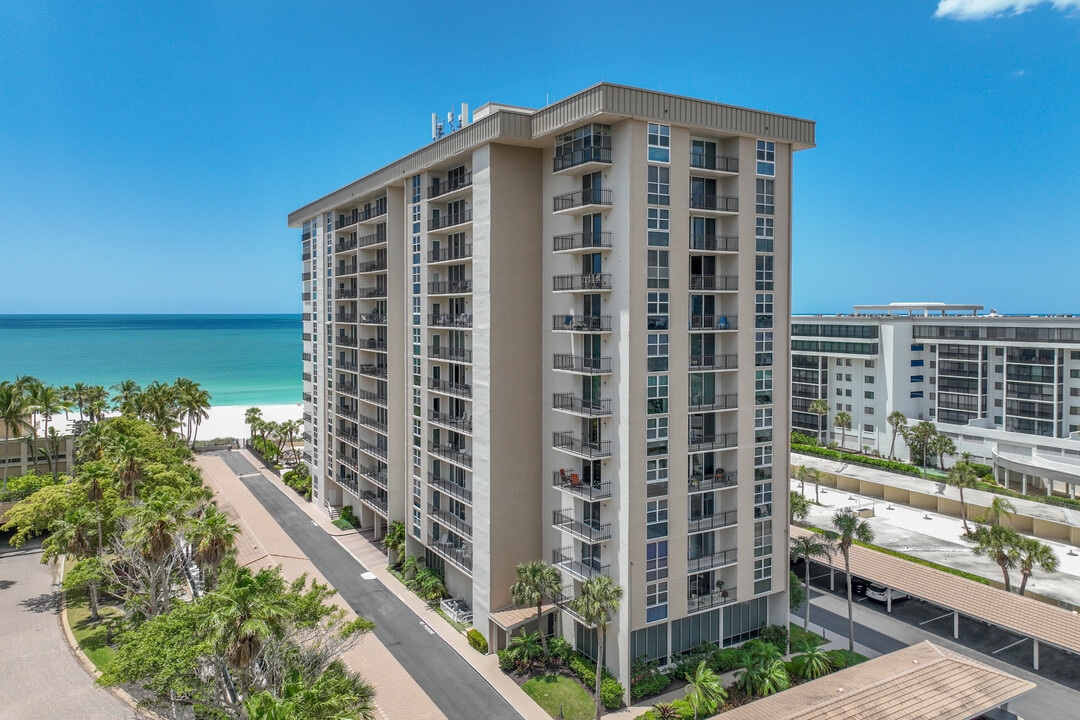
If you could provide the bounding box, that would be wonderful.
[792,525,1080,665]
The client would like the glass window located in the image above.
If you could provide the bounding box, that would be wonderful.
[754,520,772,557]
[646,499,668,538]
[756,140,775,176]
[648,250,669,288]
[646,457,668,484]
[647,165,670,205]
[646,416,668,441]
[646,581,668,622]
[647,123,670,162]
[753,557,772,594]
[755,179,774,215]
[647,375,669,414]
[648,333,669,372]
[647,207,669,246]
[755,216,774,252]
[755,369,773,405]
[755,255,773,290]
[754,446,772,468]
[646,541,668,581]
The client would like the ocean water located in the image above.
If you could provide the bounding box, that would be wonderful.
[0,315,301,407]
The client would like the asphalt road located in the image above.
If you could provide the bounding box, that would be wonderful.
[213,452,520,720]
[800,565,1080,720]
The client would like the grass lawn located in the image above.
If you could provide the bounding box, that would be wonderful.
[67,590,122,671]
[522,674,595,720]
[826,649,869,668]
[789,623,826,650]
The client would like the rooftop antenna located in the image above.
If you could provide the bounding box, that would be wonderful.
[432,113,444,141]
[447,110,456,133]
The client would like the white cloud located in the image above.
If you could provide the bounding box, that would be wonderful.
[935,0,1080,19]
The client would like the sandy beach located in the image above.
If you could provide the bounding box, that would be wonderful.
[41,403,303,444]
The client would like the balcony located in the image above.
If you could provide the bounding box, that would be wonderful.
[688,393,738,413]
[688,471,738,493]
[359,464,387,490]
[428,279,473,295]
[336,407,358,421]
[689,315,737,331]
[428,245,472,263]
[335,235,358,253]
[689,153,739,173]
[338,383,358,398]
[552,470,612,500]
[553,273,611,292]
[553,188,612,214]
[689,235,739,253]
[553,547,609,581]
[553,145,612,173]
[429,440,472,468]
[687,547,737,573]
[428,345,472,363]
[335,452,359,471]
[429,473,472,504]
[335,313,357,324]
[688,586,738,613]
[688,431,738,452]
[360,490,388,517]
[359,286,386,299]
[429,505,472,538]
[689,508,738,532]
[357,439,388,461]
[428,210,473,232]
[337,335,358,348]
[358,229,386,248]
[336,473,358,497]
[689,354,738,371]
[689,194,739,213]
[553,231,612,253]
[690,275,739,292]
[358,364,387,379]
[429,172,473,199]
[335,288,358,300]
[427,534,472,573]
[553,315,612,333]
[552,392,611,417]
[357,388,388,406]
[429,378,471,398]
[429,409,472,434]
[358,414,387,433]
[349,258,380,273]
[358,313,387,326]
[429,313,473,328]
[553,431,611,459]
[361,338,387,352]
[337,430,358,446]
[553,510,611,542]
[553,354,611,375]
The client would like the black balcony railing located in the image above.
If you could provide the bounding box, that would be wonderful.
[552,470,612,500]
[361,338,387,352]
[688,393,738,412]
[335,288,358,299]
[429,505,472,538]
[553,315,612,332]
[336,235,358,253]
[358,439,388,461]
[358,229,386,248]
[358,313,387,325]
[553,354,611,374]
[552,547,609,580]
[690,194,739,212]
[358,364,387,379]
[428,279,473,295]
[358,260,388,273]
[337,263,358,276]
[428,345,472,363]
[689,234,739,252]
[553,145,612,172]
[429,409,472,433]
[357,388,388,406]
[429,440,472,468]
[429,473,472,504]
[359,465,388,489]
[429,171,473,198]
[688,431,739,452]
[427,534,472,572]
[428,209,473,231]
[689,153,739,172]
[552,393,611,416]
[553,510,611,542]
[689,315,737,331]
[360,490,388,516]
[553,431,611,458]
[429,313,472,328]
[429,378,471,398]
[687,547,737,572]
[553,231,612,252]
[553,188,612,212]
[428,245,472,263]
[359,286,386,298]
[689,275,739,292]
[689,354,738,371]
[688,471,738,493]
[688,587,738,613]
[553,273,611,292]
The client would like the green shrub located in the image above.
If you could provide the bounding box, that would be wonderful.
[0,471,63,502]
[497,649,515,672]
[332,518,354,530]
[759,624,789,654]
[547,636,572,662]
[969,462,993,477]
[340,505,357,525]
[716,646,745,671]
[790,431,819,447]
[467,629,488,654]
[630,670,670,699]
[600,677,625,709]
[791,444,924,477]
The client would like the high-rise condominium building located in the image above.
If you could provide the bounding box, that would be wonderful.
[791,302,1080,497]
[288,83,814,687]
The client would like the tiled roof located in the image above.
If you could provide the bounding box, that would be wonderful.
[720,641,1034,720]
[792,525,1080,655]
[489,603,557,631]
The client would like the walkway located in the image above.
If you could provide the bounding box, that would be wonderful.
[0,536,136,720]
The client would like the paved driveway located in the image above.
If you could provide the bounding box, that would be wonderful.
[0,534,135,719]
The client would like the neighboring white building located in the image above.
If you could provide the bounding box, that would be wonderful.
[289,83,815,687]
[791,302,1080,498]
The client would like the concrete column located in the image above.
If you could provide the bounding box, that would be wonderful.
[830,567,835,592]
[1022,474,1028,495]
[953,611,959,639]
[886,592,892,614]
[1034,639,1040,670]
[1046,477,1052,497]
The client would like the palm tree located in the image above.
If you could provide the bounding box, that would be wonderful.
[108,434,144,499]
[127,488,190,617]
[509,560,561,653]
[808,466,823,503]
[789,641,833,680]
[833,411,851,457]
[886,411,907,459]
[735,639,790,697]
[111,379,142,415]
[506,629,545,671]
[971,524,1022,592]
[0,381,33,491]
[1016,537,1059,596]
[795,464,811,497]
[928,433,956,471]
[187,504,239,590]
[946,462,979,535]
[27,381,69,476]
[828,509,874,651]
[245,407,263,442]
[789,491,811,525]
[84,385,109,422]
[808,399,829,444]
[382,520,406,562]
[71,382,87,421]
[978,496,1016,527]
[279,418,302,464]
[682,661,726,719]
[176,378,212,449]
[245,661,375,720]
[906,421,937,477]
[569,575,623,720]
[790,534,833,630]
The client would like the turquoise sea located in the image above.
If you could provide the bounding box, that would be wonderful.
[0,315,301,407]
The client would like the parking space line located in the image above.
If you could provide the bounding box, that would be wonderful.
[919,611,954,626]
[992,637,1030,655]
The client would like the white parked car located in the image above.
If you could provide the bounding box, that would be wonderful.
[865,583,908,603]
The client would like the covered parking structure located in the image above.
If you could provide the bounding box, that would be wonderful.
[792,526,1080,669]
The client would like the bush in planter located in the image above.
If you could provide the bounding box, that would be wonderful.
[467,629,488,654]
[497,648,515,672]
[716,646,744,672]
[759,624,789,654]
[630,670,670,699]
[547,636,572,663]
[332,518,354,531]
[600,677,625,710]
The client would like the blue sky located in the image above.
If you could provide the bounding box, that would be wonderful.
[1,1,1077,314]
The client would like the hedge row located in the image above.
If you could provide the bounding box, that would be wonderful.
[792,444,925,477]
